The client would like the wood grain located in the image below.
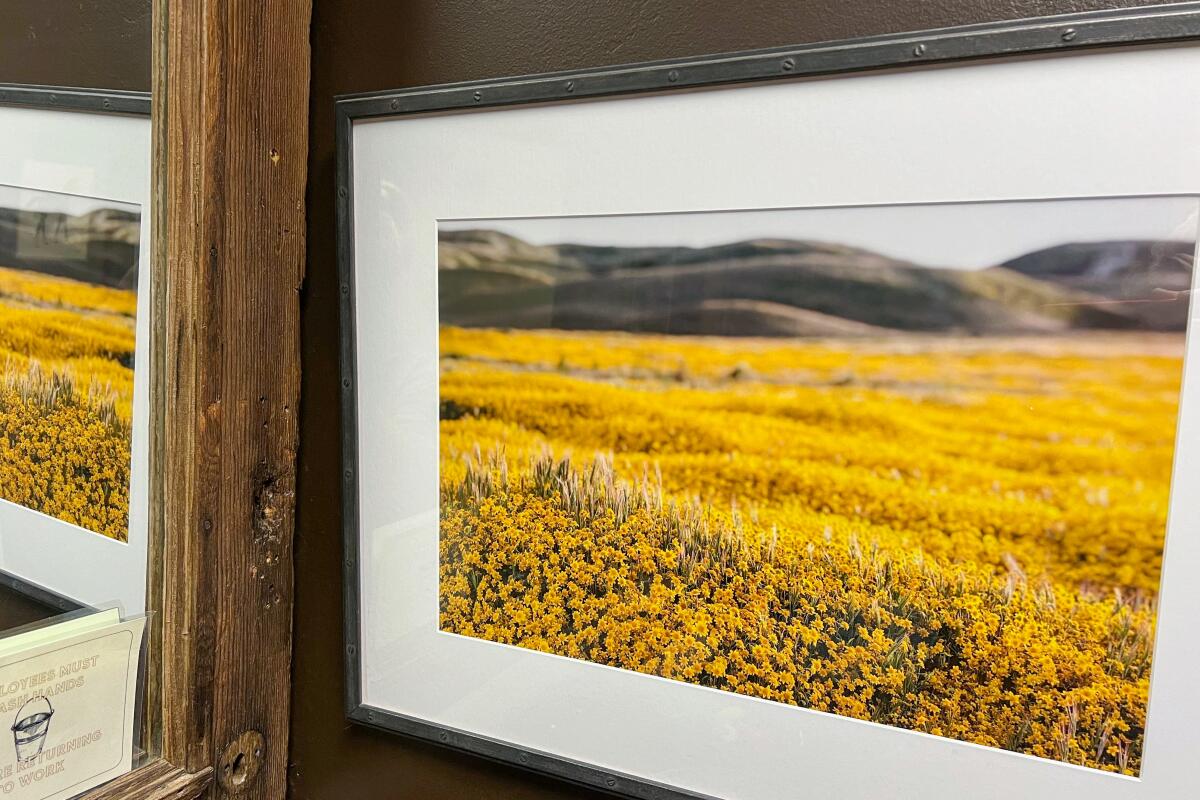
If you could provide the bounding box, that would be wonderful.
[142,0,170,762]
[79,760,212,800]
[158,1,310,798]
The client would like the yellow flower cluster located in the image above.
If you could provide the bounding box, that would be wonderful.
[438,326,1181,774]
[0,266,136,317]
[0,266,136,540]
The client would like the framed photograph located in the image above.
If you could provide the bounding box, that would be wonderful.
[337,6,1200,799]
[0,87,152,614]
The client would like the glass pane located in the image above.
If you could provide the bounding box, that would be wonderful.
[0,1,160,785]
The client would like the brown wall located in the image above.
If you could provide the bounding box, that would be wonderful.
[293,1,1164,798]
[0,589,60,631]
[0,0,151,91]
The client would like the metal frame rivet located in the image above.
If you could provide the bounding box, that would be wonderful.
[472,91,482,102]
[338,187,347,198]
[782,57,795,71]
[340,284,349,295]
[390,99,400,110]
[344,469,353,479]
[1062,27,1077,41]
[912,43,926,57]
[606,777,616,787]
[667,70,679,82]
[565,80,575,93]
[439,731,449,742]
[519,753,529,764]
[346,644,357,656]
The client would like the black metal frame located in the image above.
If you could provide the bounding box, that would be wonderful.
[0,83,149,615]
[335,5,1200,798]
[0,83,150,115]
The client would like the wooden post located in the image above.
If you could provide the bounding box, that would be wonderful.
[158,2,310,798]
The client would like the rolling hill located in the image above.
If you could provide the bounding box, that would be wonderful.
[439,228,1188,337]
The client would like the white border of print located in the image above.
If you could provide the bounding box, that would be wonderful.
[350,46,1200,799]
[0,106,151,615]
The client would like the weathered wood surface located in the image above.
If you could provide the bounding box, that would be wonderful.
[158,1,311,798]
[80,760,213,800]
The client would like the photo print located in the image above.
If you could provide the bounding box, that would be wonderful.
[0,183,141,541]
[436,196,1197,775]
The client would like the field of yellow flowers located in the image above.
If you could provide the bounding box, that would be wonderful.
[438,325,1182,774]
[0,265,135,540]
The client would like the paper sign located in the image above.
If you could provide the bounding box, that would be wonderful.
[0,616,145,800]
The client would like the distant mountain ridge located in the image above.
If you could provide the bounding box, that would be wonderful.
[439,228,1193,337]
[439,229,903,274]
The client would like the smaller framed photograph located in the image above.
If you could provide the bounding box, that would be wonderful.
[0,88,152,614]
[338,6,1200,800]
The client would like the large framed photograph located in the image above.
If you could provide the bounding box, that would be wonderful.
[0,87,152,614]
[338,7,1200,799]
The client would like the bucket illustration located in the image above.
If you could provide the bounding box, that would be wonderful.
[11,696,54,763]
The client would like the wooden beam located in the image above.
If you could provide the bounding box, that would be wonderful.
[159,2,310,798]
